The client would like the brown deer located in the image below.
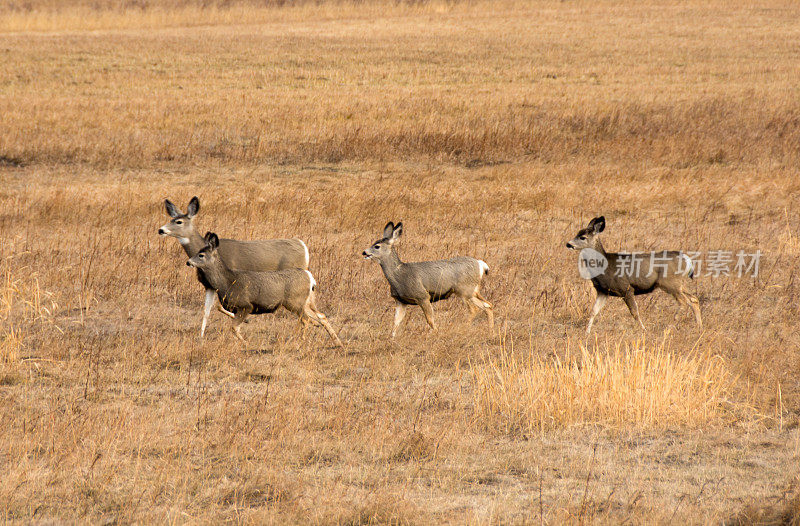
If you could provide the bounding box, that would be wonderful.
[158,196,309,337]
[187,232,343,347]
[363,222,493,338]
[566,216,702,334]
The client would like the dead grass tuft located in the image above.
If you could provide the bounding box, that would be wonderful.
[0,368,23,386]
[218,478,292,508]
[336,495,417,526]
[391,431,434,462]
[470,338,750,434]
[728,478,800,526]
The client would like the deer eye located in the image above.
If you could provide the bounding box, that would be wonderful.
[579,236,587,240]
[175,220,183,225]
[198,254,204,258]
[373,244,380,249]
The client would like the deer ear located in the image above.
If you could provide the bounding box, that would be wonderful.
[392,222,403,240]
[186,196,200,218]
[206,232,219,249]
[165,199,180,218]
[382,222,395,239]
[203,231,213,243]
[589,216,606,233]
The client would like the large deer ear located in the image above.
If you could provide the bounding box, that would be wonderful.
[186,196,200,218]
[382,222,395,239]
[165,199,180,218]
[588,216,606,233]
[206,232,219,249]
[392,222,403,240]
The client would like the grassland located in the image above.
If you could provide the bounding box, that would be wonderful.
[1,0,800,523]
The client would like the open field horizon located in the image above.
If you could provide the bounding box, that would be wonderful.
[2,1,800,523]
[2,0,800,169]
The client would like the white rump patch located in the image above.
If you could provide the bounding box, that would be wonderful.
[305,270,317,292]
[300,240,310,269]
[478,260,490,276]
[680,253,695,276]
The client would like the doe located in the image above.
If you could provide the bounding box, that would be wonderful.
[566,216,702,334]
[187,233,343,347]
[158,196,309,337]
[362,222,494,338]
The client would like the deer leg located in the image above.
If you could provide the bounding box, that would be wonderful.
[231,309,249,342]
[419,299,437,332]
[661,283,702,329]
[468,295,495,330]
[200,289,215,338]
[674,295,686,322]
[623,290,645,331]
[298,315,311,340]
[391,300,408,339]
[474,290,495,330]
[303,297,344,348]
[657,282,688,323]
[661,288,687,322]
[217,303,236,319]
[463,297,479,322]
[682,292,703,328]
[586,292,607,335]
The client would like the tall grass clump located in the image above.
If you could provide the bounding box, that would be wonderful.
[470,338,747,434]
[0,265,60,364]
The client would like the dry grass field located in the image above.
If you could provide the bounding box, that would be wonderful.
[2,0,800,523]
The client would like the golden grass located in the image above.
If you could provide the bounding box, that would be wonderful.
[0,327,22,365]
[2,0,799,167]
[471,338,747,434]
[1,162,796,523]
[727,477,800,526]
[0,0,443,33]
[1,264,60,322]
[0,263,60,366]
[2,0,800,522]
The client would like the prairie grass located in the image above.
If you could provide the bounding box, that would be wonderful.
[0,262,60,367]
[1,162,796,523]
[0,0,440,33]
[2,0,799,168]
[470,337,747,434]
[1,264,60,322]
[1,0,800,523]
[0,327,22,365]
[727,477,800,526]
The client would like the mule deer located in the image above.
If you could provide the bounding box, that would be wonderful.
[158,196,309,337]
[362,222,493,338]
[187,233,343,347]
[566,216,702,334]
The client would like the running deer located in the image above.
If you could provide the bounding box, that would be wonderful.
[187,233,343,347]
[566,216,702,334]
[362,222,494,338]
[158,196,309,337]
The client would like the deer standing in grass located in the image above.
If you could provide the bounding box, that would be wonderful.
[187,233,343,347]
[566,216,702,334]
[158,196,309,337]
[362,222,494,338]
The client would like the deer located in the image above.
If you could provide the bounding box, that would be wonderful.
[158,196,309,338]
[186,232,343,347]
[566,216,702,334]
[362,222,494,338]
